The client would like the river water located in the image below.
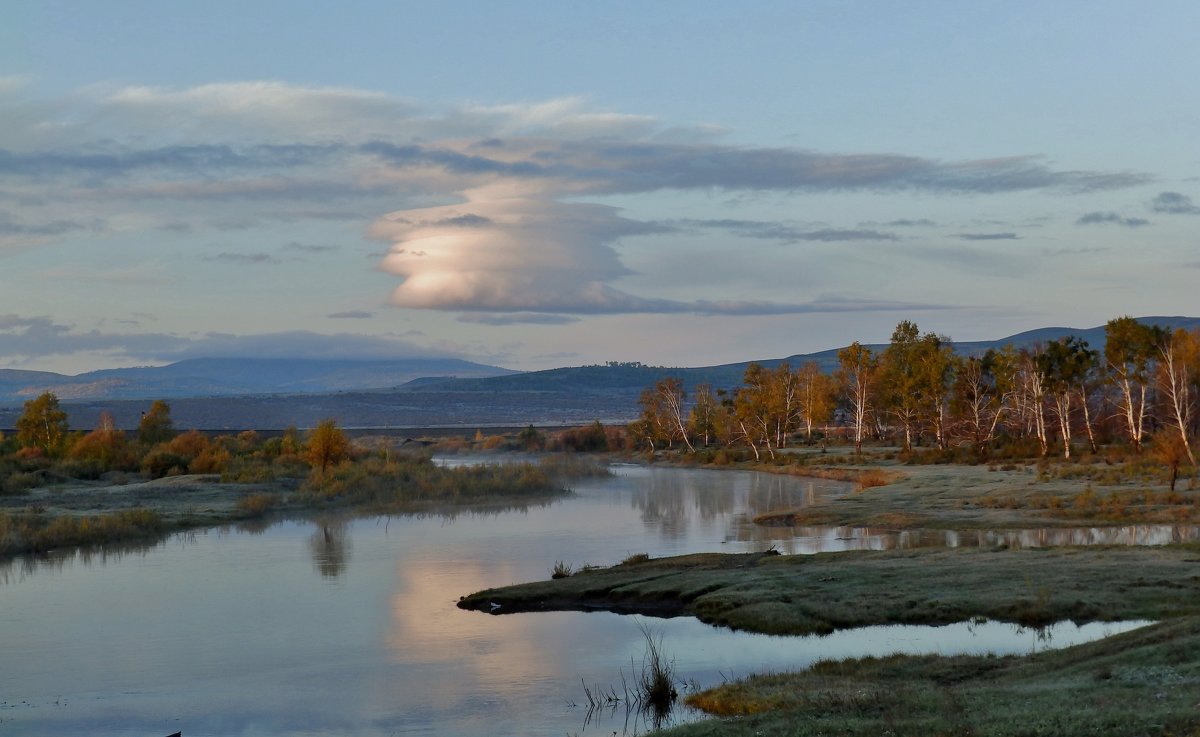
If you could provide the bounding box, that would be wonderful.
[0,464,1166,736]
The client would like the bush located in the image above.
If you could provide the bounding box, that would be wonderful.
[141,450,190,478]
[190,445,232,474]
[167,430,210,461]
[237,492,279,516]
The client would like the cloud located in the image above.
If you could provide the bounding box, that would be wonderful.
[881,218,937,227]
[0,314,187,364]
[166,331,447,360]
[327,310,374,319]
[201,252,281,264]
[673,219,898,243]
[954,232,1019,241]
[372,195,959,316]
[0,80,1159,327]
[1075,211,1150,227]
[1149,191,1200,214]
[0,315,451,365]
[284,242,341,254]
[456,313,582,326]
[374,197,655,313]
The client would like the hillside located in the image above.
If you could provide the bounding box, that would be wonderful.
[1,317,1195,430]
[0,357,516,405]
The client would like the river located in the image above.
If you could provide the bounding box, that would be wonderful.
[0,463,1162,736]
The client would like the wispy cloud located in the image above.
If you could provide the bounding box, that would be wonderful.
[201,252,281,264]
[457,313,582,326]
[0,313,453,365]
[672,219,898,243]
[1075,211,1150,227]
[955,232,1019,241]
[0,81,1157,323]
[1149,191,1200,214]
[0,314,187,363]
[326,310,374,319]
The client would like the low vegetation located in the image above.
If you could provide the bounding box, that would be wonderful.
[461,547,1200,634]
[463,547,1200,736]
[665,616,1200,737]
[0,399,610,560]
[0,508,165,557]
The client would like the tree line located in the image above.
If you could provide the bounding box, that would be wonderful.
[631,316,1200,471]
[2,395,351,490]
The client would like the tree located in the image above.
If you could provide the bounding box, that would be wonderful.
[306,419,352,474]
[518,424,544,451]
[1104,316,1163,453]
[1013,348,1050,455]
[69,411,135,471]
[879,322,954,450]
[733,363,777,460]
[951,349,1013,456]
[686,383,720,448]
[795,361,835,444]
[1035,337,1098,459]
[638,377,694,452]
[1148,431,1191,492]
[836,342,877,454]
[138,400,177,445]
[1157,328,1197,466]
[16,392,69,456]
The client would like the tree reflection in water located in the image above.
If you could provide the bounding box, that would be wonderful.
[309,518,351,578]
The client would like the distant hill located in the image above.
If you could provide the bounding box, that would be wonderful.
[402,316,1200,394]
[1,317,1195,430]
[0,357,516,405]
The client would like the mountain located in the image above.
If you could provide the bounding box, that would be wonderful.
[402,316,1200,394]
[0,357,516,405]
[2,317,1196,431]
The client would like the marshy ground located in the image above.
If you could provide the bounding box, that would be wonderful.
[460,447,1200,737]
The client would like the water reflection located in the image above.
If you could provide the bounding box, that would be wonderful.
[770,523,1200,552]
[0,462,1189,736]
[309,518,352,578]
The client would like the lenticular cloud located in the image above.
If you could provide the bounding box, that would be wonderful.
[372,197,659,313]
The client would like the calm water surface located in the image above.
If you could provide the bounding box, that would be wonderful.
[0,464,1159,736]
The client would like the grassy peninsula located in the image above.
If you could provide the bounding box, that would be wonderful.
[459,445,1200,737]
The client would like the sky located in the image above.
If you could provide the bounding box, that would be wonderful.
[2,1,1198,375]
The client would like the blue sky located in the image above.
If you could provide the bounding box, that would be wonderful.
[2,1,1198,374]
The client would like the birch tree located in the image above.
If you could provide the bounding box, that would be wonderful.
[796,361,835,443]
[836,342,877,454]
[1104,316,1162,452]
[1036,337,1097,459]
[1157,328,1197,466]
[15,392,69,456]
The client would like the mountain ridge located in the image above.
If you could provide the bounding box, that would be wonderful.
[2,317,1196,430]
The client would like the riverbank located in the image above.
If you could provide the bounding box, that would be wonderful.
[0,454,589,559]
[457,449,1200,736]
[460,546,1200,736]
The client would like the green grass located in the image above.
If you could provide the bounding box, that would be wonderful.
[460,546,1200,634]
[660,616,1200,737]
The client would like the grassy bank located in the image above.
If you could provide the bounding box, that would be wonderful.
[460,548,1200,736]
[0,454,597,559]
[459,546,1200,634]
[746,458,1200,530]
[662,615,1200,737]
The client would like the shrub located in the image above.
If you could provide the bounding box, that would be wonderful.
[190,445,232,474]
[167,430,210,461]
[237,492,279,516]
[141,450,189,479]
